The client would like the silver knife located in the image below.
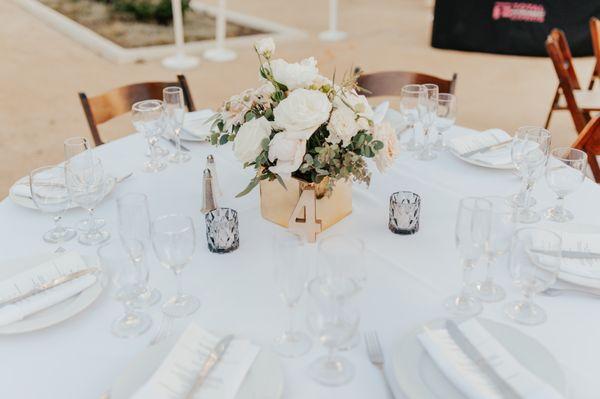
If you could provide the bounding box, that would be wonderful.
[166,137,191,152]
[445,320,521,399]
[186,334,234,398]
[531,248,600,259]
[462,139,512,158]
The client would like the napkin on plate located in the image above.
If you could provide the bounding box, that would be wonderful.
[0,252,96,326]
[448,129,512,165]
[418,319,564,399]
[373,101,389,124]
[9,177,35,199]
[184,110,215,139]
[383,108,408,134]
[132,323,260,399]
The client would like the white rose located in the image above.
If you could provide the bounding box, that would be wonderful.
[233,117,272,163]
[268,133,306,179]
[334,89,374,121]
[269,57,320,90]
[254,37,275,58]
[274,89,332,140]
[372,122,398,172]
[327,106,360,147]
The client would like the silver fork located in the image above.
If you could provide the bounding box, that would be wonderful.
[364,331,395,398]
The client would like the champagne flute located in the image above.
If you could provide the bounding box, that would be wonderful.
[415,83,439,161]
[544,147,587,222]
[400,85,425,151]
[433,93,457,150]
[132,100,167,173]
[163,86,190,164]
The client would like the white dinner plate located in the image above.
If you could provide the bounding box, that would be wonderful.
[448,148,515,170]
[392,318,567,399]
[0,253,104,335]
[9,175,116,210]
[111,337,284,399]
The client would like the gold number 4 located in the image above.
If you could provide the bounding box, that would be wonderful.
[288,188,322,243]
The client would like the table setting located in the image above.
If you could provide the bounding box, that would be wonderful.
[3,38,600,399]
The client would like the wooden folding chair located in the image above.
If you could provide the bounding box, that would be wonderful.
[588,17,600,90]
[545,29,600,132]
[79,75,196,146]
[573,116,600,182]
[356,70,457,97]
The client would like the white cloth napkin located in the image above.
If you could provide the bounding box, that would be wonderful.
[418,319,564,399]
[383,108,408,134]
[373,101,389,124]
[10,177,34,198]
[0,252,96,326]
[448,129,512,165]
[184,109,215,138]
[132,323,260,399]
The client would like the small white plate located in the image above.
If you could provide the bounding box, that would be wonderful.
[9,175,116,211]
[111,337,284,399]
[449,148,515,170]
[0,253,104,335]
[392,318,567,399]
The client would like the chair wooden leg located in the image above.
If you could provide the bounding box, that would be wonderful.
[544,108,554,129]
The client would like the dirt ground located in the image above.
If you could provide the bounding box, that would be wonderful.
[0,0,594,198]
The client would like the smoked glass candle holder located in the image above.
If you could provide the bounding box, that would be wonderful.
[389,192,421,235]
[205,208,239,253]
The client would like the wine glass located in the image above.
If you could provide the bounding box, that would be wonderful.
[400,85,426,151]
[511,126,551,223]
[444,197,492,317]
[29,165,76,244]
[65,157,110,245]
[98,240,153,338]
[306,278,360,386]
[163,86,190,164]
[317,234,366,293]
[117,193,161,308]
[132,100,167,173]
[544,147,588,222]
[272,230,312,357]
[433,93,457,150]
[151,214,200,317]
[504,228,561,325]
[415,83,439,161]
[472,196,514,302]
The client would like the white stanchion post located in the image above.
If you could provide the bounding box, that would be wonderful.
[203,0,237,62]
[162,0,199,70]
[318,0,347,42]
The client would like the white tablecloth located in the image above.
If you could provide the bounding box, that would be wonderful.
[1,126,600,399]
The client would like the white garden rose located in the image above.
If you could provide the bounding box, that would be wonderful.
[274,89,332,140]
[372,122,398,172]
[254,37,275,58]
[233,117,272,163]
[269,57,320,90]
[327,106,360,147]
[268,133,306,179]
[334,89,374,129]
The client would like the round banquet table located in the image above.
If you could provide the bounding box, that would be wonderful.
[1,126,600,399]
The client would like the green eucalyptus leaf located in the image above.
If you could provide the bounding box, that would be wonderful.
[235,178,259,198]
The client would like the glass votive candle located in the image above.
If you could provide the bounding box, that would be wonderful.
[205,208,239,253]
[389,191,421,235]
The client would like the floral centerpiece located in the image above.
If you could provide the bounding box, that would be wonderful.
[210,38,397,229]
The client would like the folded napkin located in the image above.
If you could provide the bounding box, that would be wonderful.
[418,319,564,399]
[0,252,96,327]
[373,101,389,124]
[133,323,260,399]
[449,129,512,165]
[383,108,408,134]
[184,110,215,138]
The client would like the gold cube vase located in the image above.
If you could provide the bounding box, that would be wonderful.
[259,176,353,231]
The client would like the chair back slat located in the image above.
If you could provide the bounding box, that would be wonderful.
[356,71,457,97]
[573,117,600,182]
[589,17,600,89]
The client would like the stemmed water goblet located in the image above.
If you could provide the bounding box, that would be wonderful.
[472,196,514,302]
[504,228,561,325]
[151,214,200,317]
[400,84,425,151]
[444,197,492,317]
[511,126,551,223]
[163,86,190,164]
[65,157,111,245]
[29,165,76,244]
[117,193,161,308]
[306,278,360,386]
[544,147,587,222]
[132,100,167,173]
[433,93,457,150]
[415,83,439,161]
[272,230,312,357]
[98,239,153,338]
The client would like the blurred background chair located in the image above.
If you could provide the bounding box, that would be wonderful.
[573,116,600,182]
[356,70,457,97]
[588,17,600,89]
[79,75,195,146]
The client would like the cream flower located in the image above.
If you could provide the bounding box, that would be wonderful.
[233,117,272,163]
[274,89,332,140]
[327,106,360,147]
[254,37,275,58]
[372,122,398,172]
[269,57,320,90]
[268,133,306,179]
[334,89,374,128]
